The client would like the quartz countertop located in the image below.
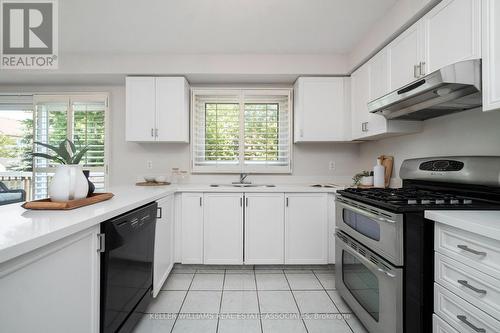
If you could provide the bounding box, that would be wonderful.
[425,210,500,241]
[0,183,343,264]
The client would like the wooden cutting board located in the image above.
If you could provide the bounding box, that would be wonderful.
[22,193,114,210]
[379,155,394,188]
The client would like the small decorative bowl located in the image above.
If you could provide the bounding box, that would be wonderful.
[144,175,156,182]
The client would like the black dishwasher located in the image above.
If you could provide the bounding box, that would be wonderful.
[100,202,157,333]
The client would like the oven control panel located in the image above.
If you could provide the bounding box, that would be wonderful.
[419,160,464,172]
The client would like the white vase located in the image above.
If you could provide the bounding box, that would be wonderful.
[49,165,89,201]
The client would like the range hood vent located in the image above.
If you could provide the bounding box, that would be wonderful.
[368,59,482,121]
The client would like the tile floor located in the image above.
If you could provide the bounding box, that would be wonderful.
[133,264,368,333]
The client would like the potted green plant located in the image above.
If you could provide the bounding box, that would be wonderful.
[352,170,373,187]
[32,139,90,201]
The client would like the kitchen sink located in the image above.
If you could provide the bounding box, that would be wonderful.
[210,184,276,188]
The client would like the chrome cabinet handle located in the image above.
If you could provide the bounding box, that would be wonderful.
[155,128,158,137]
[245,197,248,207]
[199,197,202,206]
[456,315,486,333]
[419,61,426,76]
[157,207,162,219]
[457,244,487,256]
[414,64,419,78]
[457,280,487,295]
[240,197,243,207]
[151,128,154,137]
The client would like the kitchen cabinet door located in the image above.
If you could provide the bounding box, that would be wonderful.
[387,22,423,90]
[351,63,370,140]
[181,193,204,264]
[294,77,350,142]
[126,77,156,141]
[0,226,100,333]
[368,49,391,102]
[203,193,243,264]
[156,77,190,142]
[483,0,500,111]
[285,194,328,264]
[245,193,285,264]
[153,194,174,297]
[423,0,481,74]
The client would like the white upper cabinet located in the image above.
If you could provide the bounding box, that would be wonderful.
[351,61,422,141]
[294,77,351,142]
[387,22,423,90]
[483,0,500,111]
[126,76,190,142]
[126,77,156,141]
[423,0,481,74]
[368,48,391,101]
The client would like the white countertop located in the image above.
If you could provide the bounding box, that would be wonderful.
[425,210,500,241]
[0,183,342,264]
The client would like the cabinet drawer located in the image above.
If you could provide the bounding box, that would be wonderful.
[435,252,500,319]
[434,314,459,333]
[435,224,500,279]
[434,283,500,333]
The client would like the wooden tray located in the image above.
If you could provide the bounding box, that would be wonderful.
[22,193,114,210]
[136,181,171,186]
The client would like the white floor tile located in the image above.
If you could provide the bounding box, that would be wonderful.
[180,291,222,313]
[171,318,218,333]
[220,291,259,314]
[190,273,224,290]
[327,290,353,313]
[255,273,289,290]
[304,316,352,333]
[293,290,338,313]
[162,273,194,291]
[258,291,299,314]
[217,318,261,333]
[315,273,336,290]
[261,318,307,333]
[132,314,176,333]
[223,273,256,290]
[283,269,313,274]
[286,273,323,290]
[146,291,187,313]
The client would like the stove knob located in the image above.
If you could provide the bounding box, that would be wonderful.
[421,199,431,205]
[435,199,445,204]
[408,199,417,205]
[463,199,472,204]
[450,199,459,204]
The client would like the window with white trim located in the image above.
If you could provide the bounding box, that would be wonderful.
[33,94,108,199]
[192,89,292,173]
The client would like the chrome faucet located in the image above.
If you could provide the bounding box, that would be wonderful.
[233,173,251,184]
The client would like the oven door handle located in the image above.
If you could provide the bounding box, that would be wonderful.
[336,233,398,279]
[339,201,396,224]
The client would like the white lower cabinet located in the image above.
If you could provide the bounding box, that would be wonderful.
[0,226,100,333]
[285,193,328,264]
[153,194,174,297]
[203,193,244,264]
[181,193,204,264]
[244,193,285,264]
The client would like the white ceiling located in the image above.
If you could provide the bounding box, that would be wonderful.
[60,0,398,55]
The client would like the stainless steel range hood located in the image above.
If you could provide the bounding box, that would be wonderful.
[368,59,482,120]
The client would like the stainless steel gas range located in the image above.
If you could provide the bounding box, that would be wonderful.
[335,156,500,333]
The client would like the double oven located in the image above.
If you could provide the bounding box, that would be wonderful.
[335,195,404,333]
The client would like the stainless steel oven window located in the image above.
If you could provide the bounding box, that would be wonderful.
[342,250,380,321]
[342,208,381,241]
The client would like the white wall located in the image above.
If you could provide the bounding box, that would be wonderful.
[358,108,500,183]
[107,86,360,185]
[0,85,360,186]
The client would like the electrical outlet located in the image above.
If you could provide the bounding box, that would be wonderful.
[146,160,153,169]
[329,161,335,171]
